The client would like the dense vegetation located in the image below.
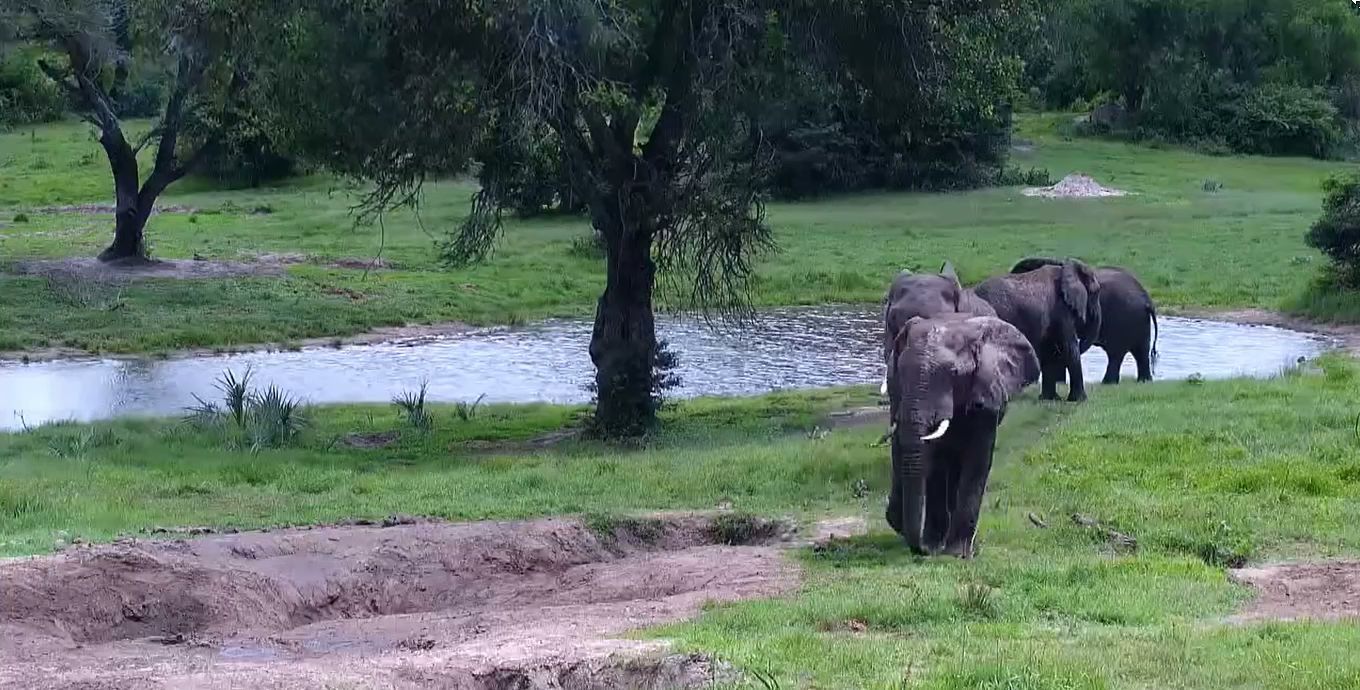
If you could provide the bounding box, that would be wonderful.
[1027,0,1360,158]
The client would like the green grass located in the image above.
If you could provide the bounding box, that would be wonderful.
[5,362,1360,687]
[1,114,1355,355]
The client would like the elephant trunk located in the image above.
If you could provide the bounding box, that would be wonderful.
[898,349,933,555]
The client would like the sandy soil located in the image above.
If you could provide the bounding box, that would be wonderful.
[1229,561,1360,623]
[0,515,803,689]
[1022,173,1129,198]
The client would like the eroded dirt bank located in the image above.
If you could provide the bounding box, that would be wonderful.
[0,515,800,689]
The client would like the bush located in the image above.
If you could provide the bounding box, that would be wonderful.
[186,105,298,188]
[1040,0,1360,159]
[111,70,167,119]
[1225,84,1343,158]
[1306,173,1360,287]
[0,49,66,127]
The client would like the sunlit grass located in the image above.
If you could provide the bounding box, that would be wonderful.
[2,114,1357,355]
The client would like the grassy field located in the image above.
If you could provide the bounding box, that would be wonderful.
[0,114,1353,355]
[4,358,1360,687]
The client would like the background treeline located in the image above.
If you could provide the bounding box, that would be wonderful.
[1026,0,1360,158]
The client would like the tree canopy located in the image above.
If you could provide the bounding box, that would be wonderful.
[257,0,1029,435]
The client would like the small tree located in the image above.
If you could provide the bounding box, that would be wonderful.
[3,0,274,261]
[1307,173,1360,287]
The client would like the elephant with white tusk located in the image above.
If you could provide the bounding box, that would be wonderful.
[886,313,1040,557]
[880,262,997,398]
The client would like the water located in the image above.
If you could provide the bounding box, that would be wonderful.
[0,308,1335,430]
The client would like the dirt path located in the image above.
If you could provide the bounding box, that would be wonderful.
[0,515,818,689]
[1229,561,1360,623]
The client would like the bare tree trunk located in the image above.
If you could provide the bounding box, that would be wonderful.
[588,211,659,437]
[98,126,150,262]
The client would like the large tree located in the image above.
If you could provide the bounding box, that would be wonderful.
[2,0,273,261]
[265,0,1026,435]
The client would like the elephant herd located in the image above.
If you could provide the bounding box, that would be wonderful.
[879,257,1159,558]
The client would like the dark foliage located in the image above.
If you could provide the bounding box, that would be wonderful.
[186,104,297,188]
[1027,0,1360,158]
[0,47,65,126]
[1307,174,1360,287]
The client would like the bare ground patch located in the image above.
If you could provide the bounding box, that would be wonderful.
[0,515,800,689]
[26,203,199,215]
[1229,561,1360,623]
[9,256,285,281]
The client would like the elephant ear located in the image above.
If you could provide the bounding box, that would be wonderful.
[965,317,1041,410]
[940,261,958,281]
[1060,261,1091,324]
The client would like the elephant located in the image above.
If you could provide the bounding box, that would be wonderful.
[973,259,1102,402]
[1011,257,1159,384]
[885,313,1040,556]
[880,262,997,397]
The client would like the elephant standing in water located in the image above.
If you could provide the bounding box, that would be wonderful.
[880,263,996,397]
[1011,257,1158,383]
[973,259,1102,402]
[885,313,1040,556]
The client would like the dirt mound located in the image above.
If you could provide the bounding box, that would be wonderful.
[1023,173,1128,198]
[0,515,795,689]
[1229,561,1360,623]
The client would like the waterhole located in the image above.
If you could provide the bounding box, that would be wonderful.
[0,307,1334,430]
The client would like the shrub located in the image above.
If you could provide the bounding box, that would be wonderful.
[111,69,167,118]
[1225,84,1343,158]
[1307,173,1360,286]
[185,368,310,452]
[0,49,66,127]
[186,105,298,188]
[392,382,433,432]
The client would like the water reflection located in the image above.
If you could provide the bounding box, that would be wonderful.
[0,308,1335,430]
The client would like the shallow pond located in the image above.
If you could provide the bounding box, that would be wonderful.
[0,308,1335,430]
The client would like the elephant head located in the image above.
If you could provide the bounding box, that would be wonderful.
[1059,260,1102,352]
[888,314,1040,556]
[1010,257,1103,353]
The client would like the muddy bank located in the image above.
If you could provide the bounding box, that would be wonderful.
[0,514,801,689]
[1229,561,1360,623]
[0,320,475,364]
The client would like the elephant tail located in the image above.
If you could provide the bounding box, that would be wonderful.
[1148,305,1160,369]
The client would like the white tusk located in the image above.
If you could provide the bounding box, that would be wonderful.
[921,419,951,441]
[880,378,889,396]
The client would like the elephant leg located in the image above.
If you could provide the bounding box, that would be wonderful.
[922,433,962,552]
[944,414,998,558]
[1133,340,1154,382]
[1064,341,1087,402]
[886,444,904,535]
[1039,352,1062,401]
[1102,347,1126,385]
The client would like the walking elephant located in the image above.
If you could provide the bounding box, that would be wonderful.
[880,263,996,396]
[1011,257,1158,383]
[973,259,1102,402]
[885,313,1040,556]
